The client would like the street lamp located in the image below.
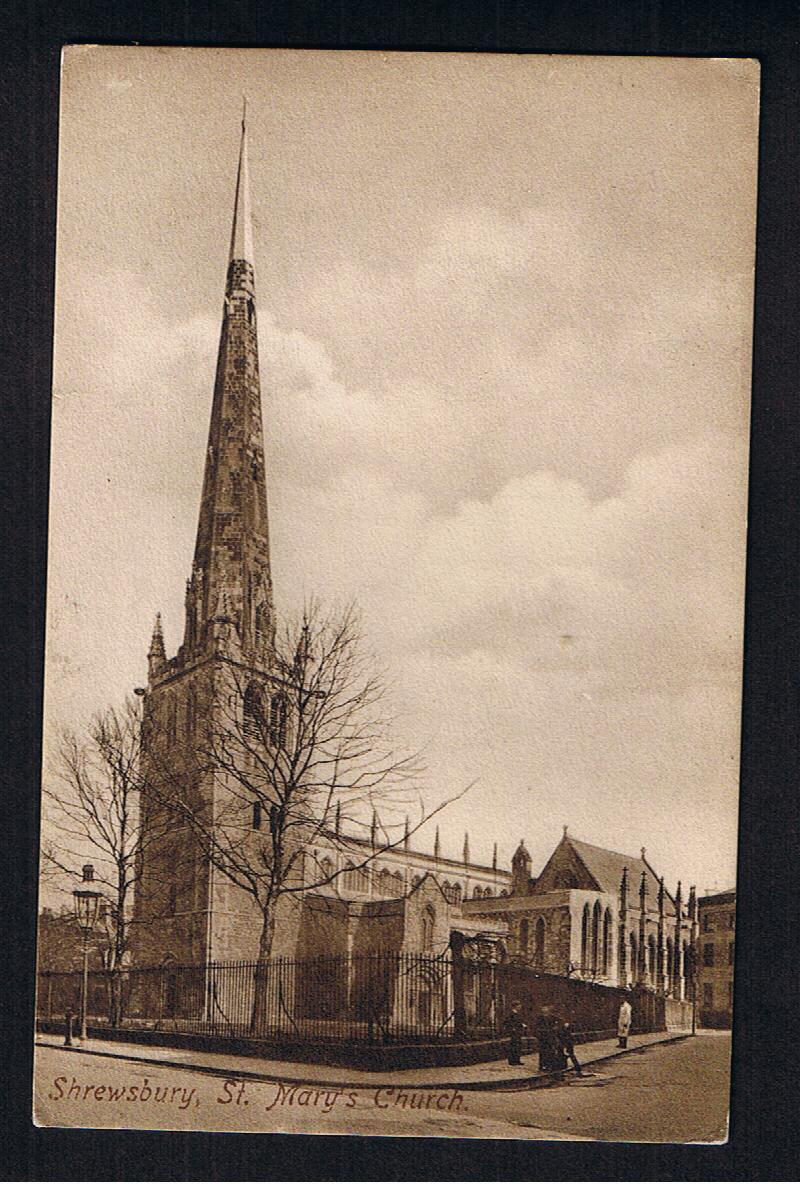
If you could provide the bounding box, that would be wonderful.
[73,863,101,1040]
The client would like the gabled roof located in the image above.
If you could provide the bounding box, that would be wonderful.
[560,835,677,917]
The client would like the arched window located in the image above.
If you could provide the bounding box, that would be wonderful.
[422,906,435,950]
[534,917,545,969]
[243,683,264,739]
[629,932,638,984]
[602,909,612,976]
[254,602,269,643]
[591,900,602,973]
[484,886,494,897]
[648,934,657,985]
[269,693,287,748]
[581,903,590,971]
[500,889,509,897]
[186,687,196,739]
[473,885,481,899]
[451,882,462,903]
[519,918,529,958]
[319,856,334,881]
[666,936,674,985]
[167,696,178,745]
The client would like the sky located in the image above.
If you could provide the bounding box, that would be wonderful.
[44,48,759,898]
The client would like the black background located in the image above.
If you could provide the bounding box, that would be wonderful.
[2,1,798,1179]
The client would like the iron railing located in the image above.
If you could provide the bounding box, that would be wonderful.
[37,951,670,1045]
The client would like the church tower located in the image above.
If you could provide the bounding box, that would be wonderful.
[132,112,285,967]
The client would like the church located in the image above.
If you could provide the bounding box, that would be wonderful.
[130,119,696,1001]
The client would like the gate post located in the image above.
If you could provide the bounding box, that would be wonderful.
[449,933,467,1041]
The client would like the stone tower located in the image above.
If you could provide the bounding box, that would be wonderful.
[132,114,288,967]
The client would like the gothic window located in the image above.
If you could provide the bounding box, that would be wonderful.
[647,934,657,984]
[269,693,287,748]
[602,908,612,975]
[519,918,529,958]
[581,903,590,971]
[243,683,265,739]
[186,687,196,739]
[592,900,602,973]
[167,696,178,745]
[666,936,674,981]
[629,932,638,982]
[534,917,545,969]
[319,856,334,881]
[451,882,462,903]
[342,865,369,894]
[252,801,262,830]
[254,602,269,642]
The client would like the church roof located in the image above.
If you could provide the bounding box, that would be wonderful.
[564,835,677,917]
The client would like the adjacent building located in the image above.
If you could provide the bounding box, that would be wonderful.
[465,830,699,999]
[697,889,736,1027]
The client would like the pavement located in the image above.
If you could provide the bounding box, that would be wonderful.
[35,1028,688,1092]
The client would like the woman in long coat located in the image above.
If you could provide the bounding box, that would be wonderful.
[618,996,632,1048]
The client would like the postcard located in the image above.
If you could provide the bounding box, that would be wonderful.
[34,47,758,1141]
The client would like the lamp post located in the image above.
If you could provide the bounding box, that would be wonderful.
[73,863,101,1041]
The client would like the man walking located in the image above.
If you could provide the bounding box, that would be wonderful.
[504,999,526,1066]
[536,1006,562,1072]
[618,995,632,1049]
[560,1019,583,1075]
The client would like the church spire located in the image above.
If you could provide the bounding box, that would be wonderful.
[187,111,274,663]
[229,99,255,267]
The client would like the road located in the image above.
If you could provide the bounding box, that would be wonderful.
[34,1032,731,1143]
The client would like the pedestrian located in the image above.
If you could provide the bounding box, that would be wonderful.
[536,1005,561,1072]
[560,1019,583,1075]
[618,995,632,1049]
[504,999,526,1066]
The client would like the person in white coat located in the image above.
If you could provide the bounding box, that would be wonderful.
[618,997,632,1048]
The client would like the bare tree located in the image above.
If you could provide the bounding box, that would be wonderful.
[41,698,176,1023]
[150,601,471,1022]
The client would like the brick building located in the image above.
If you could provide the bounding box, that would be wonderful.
[130,118,512,971]
[465,829,699,1000]
[697,889,736,1027]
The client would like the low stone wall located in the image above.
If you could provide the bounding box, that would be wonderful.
[36,1019,539,1071]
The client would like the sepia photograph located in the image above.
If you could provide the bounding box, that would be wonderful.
[34,47,759,1143]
